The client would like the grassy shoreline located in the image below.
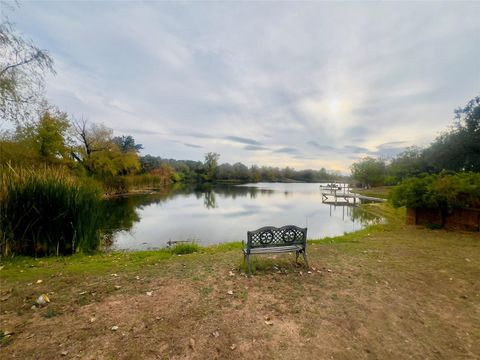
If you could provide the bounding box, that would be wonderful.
[0,203,397,281]
[1,203,479,359]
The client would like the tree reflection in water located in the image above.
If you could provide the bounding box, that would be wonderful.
[101,183,381,250]
[100,184,273,246]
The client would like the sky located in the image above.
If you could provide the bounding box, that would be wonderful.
[5,1,480,172]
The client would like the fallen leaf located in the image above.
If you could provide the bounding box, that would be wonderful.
[61,351,68,356]
[189,338,195,349]
[110,273,118,277]
[111,326,119,331]
[228,271,235,277]
[36,294,50,306]
[212,330,219,338]
[230,344,236,350]
[89,317,96,323]
[36,279,43,284]
[265,320,274,326]
[146,291,153,296]
[114,285,122,290]
[227,290,233,295]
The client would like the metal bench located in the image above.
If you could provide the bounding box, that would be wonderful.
[243,225,309,275]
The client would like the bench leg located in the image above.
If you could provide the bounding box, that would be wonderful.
[295,250,300,264]
[246,254,251,276]
[302,250,309,269]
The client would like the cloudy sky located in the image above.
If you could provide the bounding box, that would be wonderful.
[6,1,480,172]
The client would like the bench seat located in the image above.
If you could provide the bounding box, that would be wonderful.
[243,245,304,254]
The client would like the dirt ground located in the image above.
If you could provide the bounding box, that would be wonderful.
[1,215,479,359]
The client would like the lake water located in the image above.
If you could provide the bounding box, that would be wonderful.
[103,182,381,250]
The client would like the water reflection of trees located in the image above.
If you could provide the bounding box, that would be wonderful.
[213,185,274,199]
[101,184,275,240]
[327,203,381,225]
[203,190,216,209]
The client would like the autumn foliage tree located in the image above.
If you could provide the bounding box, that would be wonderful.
[71,118,140,177]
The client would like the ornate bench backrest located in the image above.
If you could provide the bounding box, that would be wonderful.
[247,225,307,249]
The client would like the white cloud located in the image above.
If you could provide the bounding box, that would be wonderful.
[9,1,480,172]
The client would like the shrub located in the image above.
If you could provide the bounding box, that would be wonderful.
[169,242,200,255]
[390,172,480,211]
[0,166,103,256]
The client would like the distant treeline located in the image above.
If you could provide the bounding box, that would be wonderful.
[140,154,343,183]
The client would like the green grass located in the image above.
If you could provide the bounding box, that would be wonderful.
[169,243,200,255]
[0,203,397,282]
[0,330,12,347]
[43,308,59,319]
[354,186,394,199]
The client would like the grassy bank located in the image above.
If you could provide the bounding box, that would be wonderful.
[354,185,393,199]
[0,203,396,280]
[1,203,479,359]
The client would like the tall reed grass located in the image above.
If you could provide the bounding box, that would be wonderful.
[0,165,103,257]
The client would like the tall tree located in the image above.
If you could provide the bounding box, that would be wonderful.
[424,96,480,172]
[351,157,386,188]
[113,135,143,153]
[202,152,220,182]
[35,110,70,162]
[71,119,139,176]
[387,146,429,182]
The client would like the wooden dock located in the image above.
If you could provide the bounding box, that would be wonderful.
[320,190,386,205]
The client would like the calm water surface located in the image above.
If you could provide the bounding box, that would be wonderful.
[103,183,380,250]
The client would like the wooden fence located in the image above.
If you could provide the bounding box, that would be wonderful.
[407,207,480,231]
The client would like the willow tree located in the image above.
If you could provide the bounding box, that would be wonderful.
[0,19,55,124]
[71,118,140,177]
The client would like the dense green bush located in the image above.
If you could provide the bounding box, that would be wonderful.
[169,243,200,255]
[0,166,103,256]
[390,172,480,210]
